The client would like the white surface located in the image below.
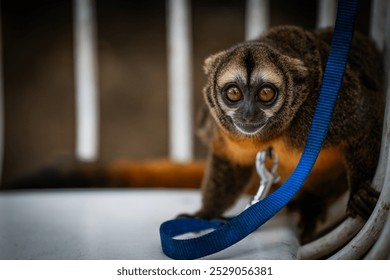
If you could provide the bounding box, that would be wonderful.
[0,189,299,260]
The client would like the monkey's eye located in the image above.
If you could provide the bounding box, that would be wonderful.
[257,85,277,104]
[225,86,242,102]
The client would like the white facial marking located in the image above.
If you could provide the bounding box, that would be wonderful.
[250,68,285,118]
[218,67,247,89]
[233,122,266,136]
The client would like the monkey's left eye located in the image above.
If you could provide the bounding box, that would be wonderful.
[257,85,277,105]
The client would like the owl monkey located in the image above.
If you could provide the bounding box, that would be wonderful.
[188,25,385,240]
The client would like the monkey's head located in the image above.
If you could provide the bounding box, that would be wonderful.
[203,41,310,141]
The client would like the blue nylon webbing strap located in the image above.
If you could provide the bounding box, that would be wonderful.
[160,0,359,260]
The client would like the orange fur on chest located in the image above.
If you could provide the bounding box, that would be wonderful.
[216,133,346,187]
[273,139,346,186]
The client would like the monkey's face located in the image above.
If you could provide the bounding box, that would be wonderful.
[203,42,308,141]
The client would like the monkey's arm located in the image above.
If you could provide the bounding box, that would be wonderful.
[191,153,254,219]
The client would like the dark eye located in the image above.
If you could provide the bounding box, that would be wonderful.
[257,85,277,104]
[225,86,242,102]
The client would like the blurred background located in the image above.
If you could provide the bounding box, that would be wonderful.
[0,0,373,185]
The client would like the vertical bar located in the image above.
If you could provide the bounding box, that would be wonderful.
[317,0,337,28]
[0,3,4,182]
[167,0,193,162]
[385,1,390,74]
[245,0,269,41]
[73,0,99,162]
[370,0,388,51]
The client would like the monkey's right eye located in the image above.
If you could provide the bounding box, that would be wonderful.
[225,86,242,102]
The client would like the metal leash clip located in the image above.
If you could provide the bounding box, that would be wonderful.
[245,147,280,209]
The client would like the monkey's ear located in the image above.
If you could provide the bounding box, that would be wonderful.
[203,51,225,75]
[284,56,308,80]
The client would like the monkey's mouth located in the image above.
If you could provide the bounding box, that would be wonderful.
[233,121,265,135]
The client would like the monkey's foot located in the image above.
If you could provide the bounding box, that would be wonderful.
[347,184,380,220]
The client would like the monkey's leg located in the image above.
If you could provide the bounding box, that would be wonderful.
[345,140,380,220]
[180,153,254,220]
[288,191,327,243]
[288,171,348,243]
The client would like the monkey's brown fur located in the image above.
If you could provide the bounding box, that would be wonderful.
[189,25,385,242]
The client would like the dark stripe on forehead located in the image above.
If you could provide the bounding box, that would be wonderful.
[244,49,255,84]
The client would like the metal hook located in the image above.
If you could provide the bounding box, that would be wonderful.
[246,146,280,209]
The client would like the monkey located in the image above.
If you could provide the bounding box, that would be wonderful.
[181,25,385,242]
[2,25,385,243]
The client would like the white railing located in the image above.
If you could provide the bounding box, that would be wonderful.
[0,4,3,181]
[317,0,337,28]
[73,0,99,162]
[245,0,269,40]
[167,0,193,162]
[370,0,388,51]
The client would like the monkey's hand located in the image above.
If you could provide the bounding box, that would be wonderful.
[176,211,229,222]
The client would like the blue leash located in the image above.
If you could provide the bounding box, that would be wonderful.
[160,0,358,260]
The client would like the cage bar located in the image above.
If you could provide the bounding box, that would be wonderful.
[0,6,4,182]
[73,0,99,162]
[245,0,269,41]
[166,0,193,162]
[370,0,388,51]
[317,0,337,28]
